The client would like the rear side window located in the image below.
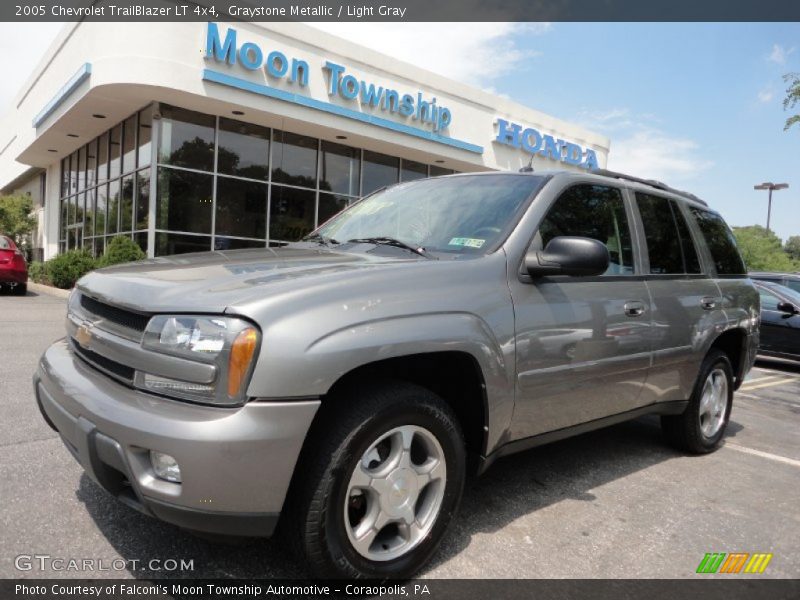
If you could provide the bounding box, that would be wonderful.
[636,193,701,274]
[0,237,11,250]
[537,184,634,275]
[689,208,746,275]
[785,280,800,294]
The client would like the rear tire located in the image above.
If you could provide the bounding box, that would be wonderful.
[283,381,466,578]
[661,349,733,454]
[13,283,27,296]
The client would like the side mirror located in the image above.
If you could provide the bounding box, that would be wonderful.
[777,301,799,315]
[525,236,610,278]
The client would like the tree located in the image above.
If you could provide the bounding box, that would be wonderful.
[0,195,36,242]
[785,235,800,262]
[733,225,798,271]
[784,73,800,132]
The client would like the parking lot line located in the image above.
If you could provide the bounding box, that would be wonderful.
[739,378,797,391]
[725,443,800,468]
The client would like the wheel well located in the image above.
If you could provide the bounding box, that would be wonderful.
[709,328,747,388]
[324,352,488,465]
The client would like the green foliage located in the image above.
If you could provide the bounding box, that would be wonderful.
[45,249,96,289]
[733,225,799,272]
[0,195,36,242]
[784,73,800,132]
[28,261,48,284]
[785,235,800,262]
[96,235,146,268]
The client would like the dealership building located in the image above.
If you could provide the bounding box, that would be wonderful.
[0,21,610,260]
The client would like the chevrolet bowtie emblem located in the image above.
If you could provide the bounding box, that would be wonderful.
[75,323,93,349]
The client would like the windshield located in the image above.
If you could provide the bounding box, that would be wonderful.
[313,174,546,255]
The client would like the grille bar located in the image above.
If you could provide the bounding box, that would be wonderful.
[79,293,150,333]
[71,339,135,383]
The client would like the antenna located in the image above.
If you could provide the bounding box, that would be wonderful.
[519,157,534,173]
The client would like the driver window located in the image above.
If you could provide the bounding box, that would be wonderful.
[536,184,635,275]
[758,290,780,311]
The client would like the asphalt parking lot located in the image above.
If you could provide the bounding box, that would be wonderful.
[1,289,798,579]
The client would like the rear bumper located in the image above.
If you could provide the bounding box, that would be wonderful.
[0,269,27,284]
[34,339,320,537]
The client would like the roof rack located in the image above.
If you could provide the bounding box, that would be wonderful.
[591,168,708,206]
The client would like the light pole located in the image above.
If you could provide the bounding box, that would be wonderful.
[754,182,789,232]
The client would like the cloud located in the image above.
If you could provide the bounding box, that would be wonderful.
[307,22,549,88]
[576,108,713,183]
[757,87,775,103]
[0,23,64,114]
[768,43,795,65]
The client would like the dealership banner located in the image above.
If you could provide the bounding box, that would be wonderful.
[4,579,800,600]
[4,0,800,21]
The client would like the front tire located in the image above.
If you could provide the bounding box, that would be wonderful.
[661,349,733,454]
[284,381,466,578]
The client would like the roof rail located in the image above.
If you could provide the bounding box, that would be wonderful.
[591,168,708,206]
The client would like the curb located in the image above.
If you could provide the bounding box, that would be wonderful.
[27,281,71,299]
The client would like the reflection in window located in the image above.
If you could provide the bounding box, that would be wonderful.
[120,175,134,232]
[107,179,120,234]
[218,118,269,180]
[122,115,137,173]
[320,141,360,195]
[85,189,95,237]
[158,105,215,172]
[215,176,267,239]
[86,139,97,188]
[636,193,688,274]
[429,165,453,177]
[538,184,634,275]
[271,130,318,188]
[61,158,69,197]
[156,232,211,256]
[77,146,86,192]
[318,192,350,226]
[134,232,147,254]
[69,152,78,195]
[97,132,109,184]
[214,237,266,250]
[96,185,107,237]
[362,151,399,194]
[135,169,150,230]
[689,208,746,275]
[401,159,427,182]
[138,107,152,167]
[758,290,780,311]
[157,167,213,234]
[270,185,315,241]
[109,124,122,180]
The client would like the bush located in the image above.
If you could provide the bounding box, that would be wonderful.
[45,249,96,289]
[28,261,47,284]
[97,235,146,268]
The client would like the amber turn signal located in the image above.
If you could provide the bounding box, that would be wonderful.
[228,327,259,398]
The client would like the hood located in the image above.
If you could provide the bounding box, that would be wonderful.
[76,245,423,313]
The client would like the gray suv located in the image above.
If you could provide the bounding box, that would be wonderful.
[33,170,758,578]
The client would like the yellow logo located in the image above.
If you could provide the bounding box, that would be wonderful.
[75,323,93,349]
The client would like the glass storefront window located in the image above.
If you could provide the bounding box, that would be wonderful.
[320,141,360,196]
[401,159,428,182]
[69,152,78,195]
[77,147,86,192]
[60,158,69,198]
[318,192,350,226]
[107,179,120,234]
[158,105,215,172]
[109,124,122,180]
[134,232,148,253]
[215,176,267,240]
[86,139,97,188]
[122,115,137,173]
[214,237,266,251]
[135,169,150,230]
[362,151,399,194]
[138,106,152,167]
[156,232,211,256]
[60,199,68,241]
[120,175,134,232]
[429,165,454,177]
[269,185,316,241]
[271,130,317,188]
[157,167,213,234]
[96,184,108,237]
[218,118,269,181]
[97,132,109,184]
[85,188,96,237]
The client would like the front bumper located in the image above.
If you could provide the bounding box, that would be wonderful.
[34,339,320,537]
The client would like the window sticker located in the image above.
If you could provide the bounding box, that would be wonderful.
[448,237,486,248]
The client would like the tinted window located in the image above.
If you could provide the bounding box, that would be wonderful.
[319,141,360,195]
[270,184,316,241]
[158,105,215,172]
[538,184,634,275]
[218,118,269,180]
[785,280,800,294]
[636,193,701,274]
[362,151,399,195]
[271,130,317,188]
[122,115,137,173]
[401,159,428,182]
[157,167,213,234]
[215,176,267,239]
[758,289,781,311]
[689,208,746,275]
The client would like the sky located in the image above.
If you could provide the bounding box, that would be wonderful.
[1,21,798,241]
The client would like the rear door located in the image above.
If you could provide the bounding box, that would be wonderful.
[632,193,724,405]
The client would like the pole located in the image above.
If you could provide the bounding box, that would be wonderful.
[767,187,773,232]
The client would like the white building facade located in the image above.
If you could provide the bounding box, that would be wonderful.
[0,21,610,259]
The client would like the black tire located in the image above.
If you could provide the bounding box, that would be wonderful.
[13,283,27,296]
[283,380,466,579]
[661,349,734,454]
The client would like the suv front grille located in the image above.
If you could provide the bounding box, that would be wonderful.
[79,294,150,333]
[71,339,135,383]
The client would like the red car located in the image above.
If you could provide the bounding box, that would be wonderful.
[0,235,27,295]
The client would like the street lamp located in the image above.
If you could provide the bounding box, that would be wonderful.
[753,182,789,232]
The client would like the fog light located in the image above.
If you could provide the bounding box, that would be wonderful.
[150,450,181,483]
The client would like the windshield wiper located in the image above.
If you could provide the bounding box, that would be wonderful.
[303,233,339,246]
[347,237,435,259]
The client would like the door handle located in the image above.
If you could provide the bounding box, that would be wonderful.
[624,301,646,317]
[701,297,717,310]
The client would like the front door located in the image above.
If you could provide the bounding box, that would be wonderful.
[508,183,652,440]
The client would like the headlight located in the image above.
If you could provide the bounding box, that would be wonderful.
[138,315,260,406]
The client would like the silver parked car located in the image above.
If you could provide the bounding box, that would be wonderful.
[33,170,759,578]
